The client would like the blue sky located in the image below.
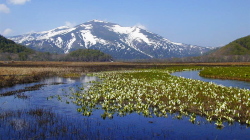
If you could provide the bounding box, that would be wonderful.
[0,0,249,47]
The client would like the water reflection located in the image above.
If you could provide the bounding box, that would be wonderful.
[172,70,250,90]
[42,75,98,84]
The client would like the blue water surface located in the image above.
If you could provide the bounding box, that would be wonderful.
[171,70,250,90]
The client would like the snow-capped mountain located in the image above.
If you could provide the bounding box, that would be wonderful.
[9,20,213,59]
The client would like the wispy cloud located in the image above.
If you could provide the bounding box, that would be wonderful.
[0,4,10,13]
[2,28,13,35]
[65,21,76,28]
[135,23,147,30]
[7,0,31,5]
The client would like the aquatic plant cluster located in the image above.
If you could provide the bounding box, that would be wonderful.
[200,66,250,81]
[71,68,250,128]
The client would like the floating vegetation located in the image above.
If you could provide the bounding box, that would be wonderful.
[0,82,65,97]
[49,82,66,85]
[0,84,46,97]
[15,93,30,99]
[68,68,250,128]
[62,73,82,78]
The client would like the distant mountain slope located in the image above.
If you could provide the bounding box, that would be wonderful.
[211,35,250,56]
[0,35,112,62]
[9,20,213,60]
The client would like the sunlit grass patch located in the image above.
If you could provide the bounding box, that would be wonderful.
[200,66,250,81]
[62,73,82,78]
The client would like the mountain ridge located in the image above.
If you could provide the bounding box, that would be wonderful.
[9,20,213,60]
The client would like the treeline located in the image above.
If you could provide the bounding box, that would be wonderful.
[0,49,113,62]
[165,55,250,63]
[131,54,250,63]
[65,49,113,62]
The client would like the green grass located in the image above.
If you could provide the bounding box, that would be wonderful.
[200,66,250,81]
[68,66,250,128]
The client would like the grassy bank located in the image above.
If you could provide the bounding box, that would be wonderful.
[200,66,250,82]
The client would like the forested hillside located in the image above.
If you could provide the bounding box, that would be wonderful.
[211,35,250,55]
[0,35,35,60]
[0,35,34,53]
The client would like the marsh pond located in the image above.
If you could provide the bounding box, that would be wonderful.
[0,70,249,139]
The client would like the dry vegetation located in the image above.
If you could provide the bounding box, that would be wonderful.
[1,61,250,88]
[0,67,79,88]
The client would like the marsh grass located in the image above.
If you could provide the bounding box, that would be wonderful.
[0,67,82,88]
[0,108,85,139]
[69,67,250,128]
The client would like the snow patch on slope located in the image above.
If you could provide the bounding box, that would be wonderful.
[80,29,108,48]
[110,25,153,44]
[37,27,76,40]
[81,30,97,48]
[108,25,154,58]
[80,24,93,30]
[55,37,63,48]
[65,33,76,53]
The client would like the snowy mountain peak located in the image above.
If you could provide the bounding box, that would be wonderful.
[91,19,107,23]
[9,20,213,59]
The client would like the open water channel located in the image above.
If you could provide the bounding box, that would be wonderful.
[0,71,249,139]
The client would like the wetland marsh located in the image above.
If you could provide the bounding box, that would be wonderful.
[0,63,250,139]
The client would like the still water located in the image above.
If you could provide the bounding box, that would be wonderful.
[171,70,250,90]
[0,73,249,139]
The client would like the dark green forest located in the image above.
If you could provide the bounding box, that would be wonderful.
[0,35,34,54]
[66,49,112,62]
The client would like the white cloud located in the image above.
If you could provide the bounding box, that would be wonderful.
[2,28,13,35]
[7,0,31,5]
[65,21,76,28]
[0,4,10,13]
[135,23,147,30]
